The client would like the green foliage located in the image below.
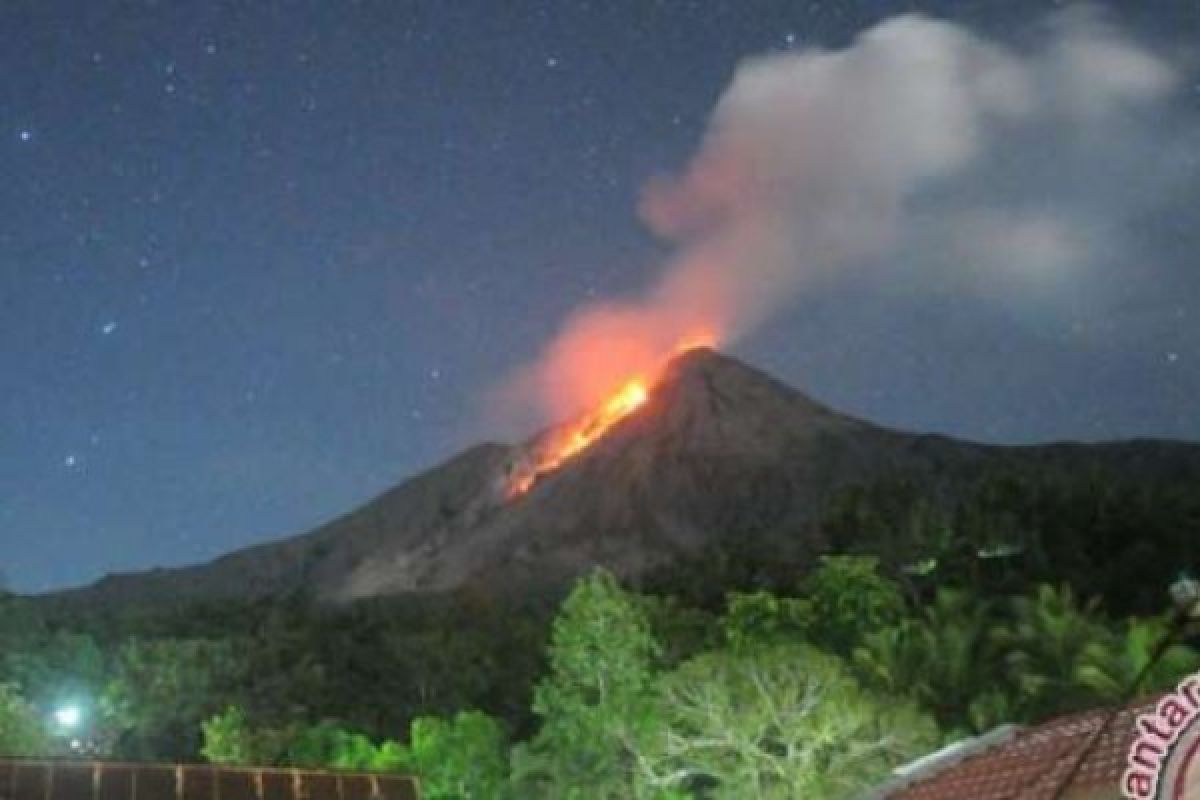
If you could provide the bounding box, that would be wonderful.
[0,682,49,757]
[514,568,944,798]
[9,460,1200,794]
[286,721,385,770]
[202,708,382,770]
[854,589,1006,735]
[990,585,1200,722]
[635,645,939,799]
[824,467,1200,616]
[802,556,905,655]
[405,711,510,800]
[1077,616,1200,700]
[201,706,277,766]
[639,595,719,669]
[0,595,51,689]
[719,556,903,657]
[514,569,661,798]
[221,592,549,742]
[2,626,105,722]
[854,583,1200,735]
[991,584,1115,719]
[202,705,507,799]
[720,591,813,653]
[104,637,247,760]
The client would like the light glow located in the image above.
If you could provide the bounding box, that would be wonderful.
[510,378,649,496]
[54,706,81,729]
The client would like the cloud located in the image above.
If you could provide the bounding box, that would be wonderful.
[506,7,1188,423]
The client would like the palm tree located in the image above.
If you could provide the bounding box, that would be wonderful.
[1076,616,1200,701]
[991,584,1114,720]
[853,589,1001,734]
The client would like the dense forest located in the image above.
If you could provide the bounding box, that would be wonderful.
[2,466,1198,799]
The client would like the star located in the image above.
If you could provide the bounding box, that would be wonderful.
[1166,352,1180,363]
[100,321,118,335]
[17,129,32,142]
[546,56,559,68]
[63,454,80,469]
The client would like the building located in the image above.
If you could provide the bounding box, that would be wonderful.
[866,695,1200,800]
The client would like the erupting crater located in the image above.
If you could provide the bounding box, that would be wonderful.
[508,377,650,497]
[507,338,716,498]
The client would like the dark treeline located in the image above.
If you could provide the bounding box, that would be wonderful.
[650,463,1200,616]
[2,589,554,760]
[1,465,1197,798]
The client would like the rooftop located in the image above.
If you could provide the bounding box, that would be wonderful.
[871,697,1161,800]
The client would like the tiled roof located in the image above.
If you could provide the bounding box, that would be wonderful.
[878,697,1161,800]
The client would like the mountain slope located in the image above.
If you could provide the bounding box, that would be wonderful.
[41,348,1200,608]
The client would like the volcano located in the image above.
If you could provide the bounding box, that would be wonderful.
[41,349,1200,608]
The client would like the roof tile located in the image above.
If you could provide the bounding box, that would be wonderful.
[882,697,1160,800]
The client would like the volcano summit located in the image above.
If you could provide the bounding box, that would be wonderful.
[42,349,1200,609]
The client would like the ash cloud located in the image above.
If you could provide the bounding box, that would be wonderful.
[510,7,1191,423]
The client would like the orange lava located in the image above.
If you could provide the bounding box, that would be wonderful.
[508,334,719,497]
[510,378,649,496]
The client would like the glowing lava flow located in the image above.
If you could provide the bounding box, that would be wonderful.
[509,378,649,497]
[506,334,718,498]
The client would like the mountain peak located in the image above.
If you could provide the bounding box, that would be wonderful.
[643,347,859,442]
[660,343,723,373]
[506,347,846,497]
[38,350,1200,610]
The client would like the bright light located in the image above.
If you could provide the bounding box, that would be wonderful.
[54,706,81,729]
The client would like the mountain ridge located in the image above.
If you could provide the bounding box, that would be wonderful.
[38,348,1200,609]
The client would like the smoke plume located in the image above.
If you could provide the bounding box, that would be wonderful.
[509,7,1185,423]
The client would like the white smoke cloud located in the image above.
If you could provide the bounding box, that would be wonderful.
[509,7,1186,423]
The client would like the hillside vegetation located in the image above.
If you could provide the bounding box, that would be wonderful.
[4,465,1198,798]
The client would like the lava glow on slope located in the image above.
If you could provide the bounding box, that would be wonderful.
[508,334,715,498]
[509,378,649,497]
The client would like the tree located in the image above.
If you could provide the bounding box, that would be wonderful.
[203,705,510,798]
[635,644,939,799]
[0,682,48,757]
[404,712,510,800]
[104,637,247,759]
[991,584,1115,720]
[512,570,661,798]
[202,708,409,773]
[720,591,813,654]
[201,705,281,766]
[1076,616,1200,702]
[854,589,1006,735]
[287,721,383,770]
[803,556,904,656]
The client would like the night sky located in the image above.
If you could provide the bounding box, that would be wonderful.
[3,1,1198,592]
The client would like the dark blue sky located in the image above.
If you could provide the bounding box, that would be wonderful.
[3,1,1197,592]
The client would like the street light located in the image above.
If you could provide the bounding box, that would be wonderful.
[54,705,81,729]
[51,704,87,754]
